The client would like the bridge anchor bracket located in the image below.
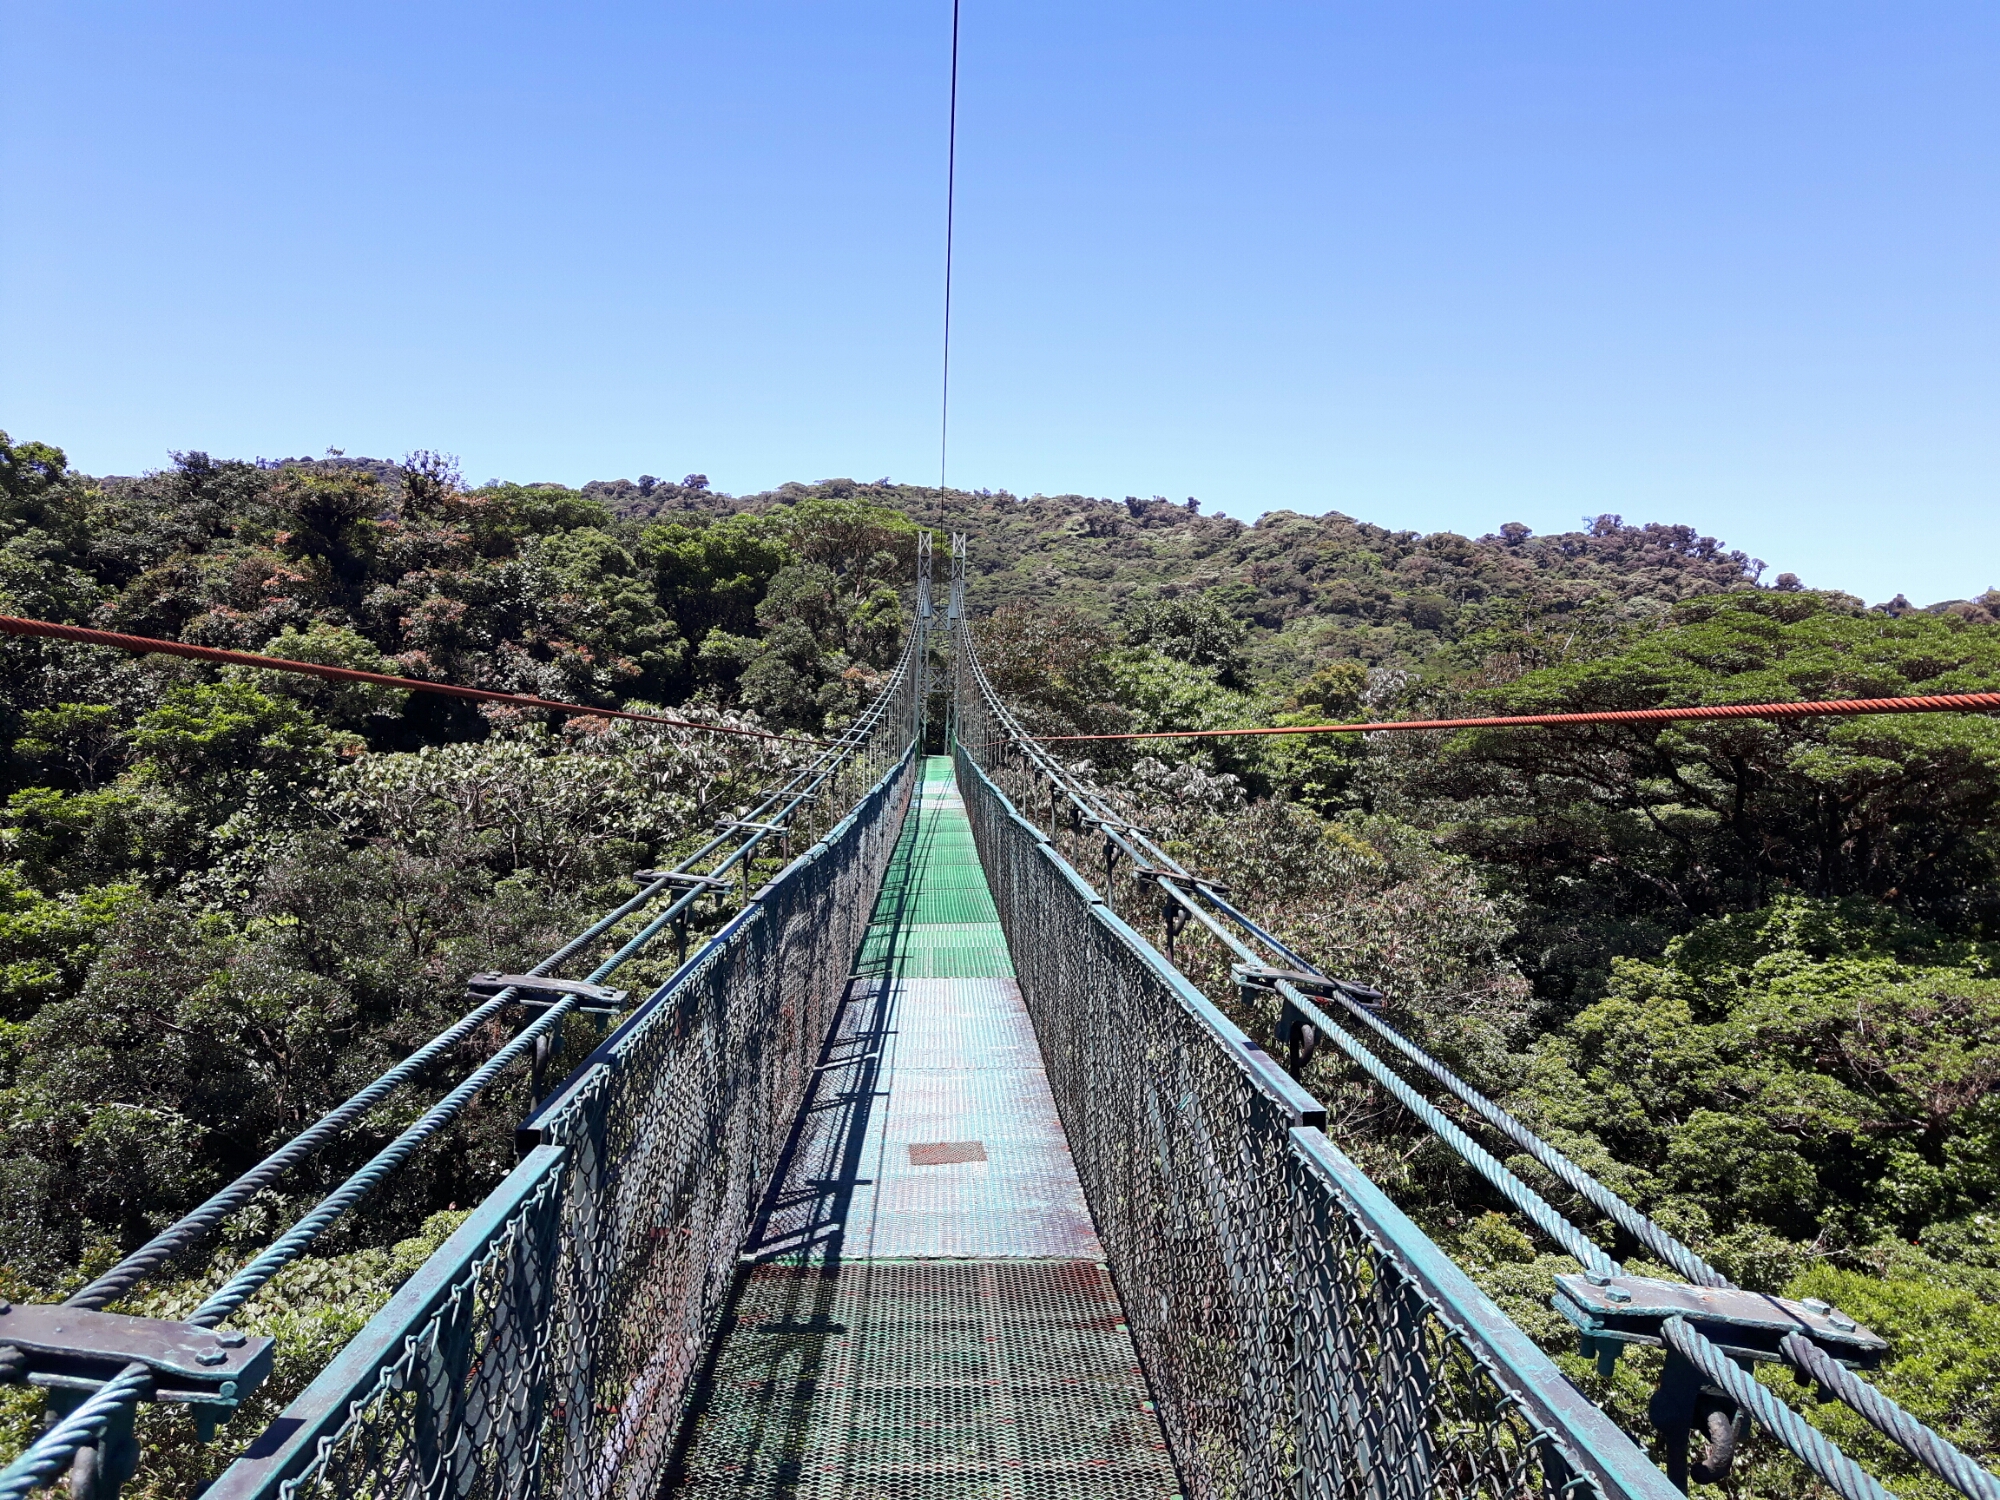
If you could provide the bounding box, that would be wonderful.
[1552,1272,1886,1369]
[466,973,630,1015]
[1231,964,1385,1010]
[0,1300,275,1463]
[1554,1273,1885,1490]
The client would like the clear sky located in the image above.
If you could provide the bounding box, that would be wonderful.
[3,1,1994,606]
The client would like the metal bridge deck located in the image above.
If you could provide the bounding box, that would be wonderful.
[662,757,1180,1498]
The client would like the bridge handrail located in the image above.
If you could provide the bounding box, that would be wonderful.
[0,623,925,1500]
[950,596,1988,1500]
[960,596,1992,1500]
[952,735,1676,1500]
[206,634,926,1497]
[211,1146,569,1499]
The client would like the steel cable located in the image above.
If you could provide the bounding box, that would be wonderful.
[65,869,680,1312]
[1168,880,1998,1498]
[1027,690,2000,743]
[2,624,926,1494]
[192,994,580,1324]
[0,1366,153,1500]
[955,612,2000,1500]
[0,614,829,745]
[1782,1333,2000,1500]
[1662,1319,1893,1500]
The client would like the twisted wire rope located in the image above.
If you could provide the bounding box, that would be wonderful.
[1028,689,2000,742]
[0,627,926,1498]
[1663,1319,1893,1500]
[955,612,2000,1500]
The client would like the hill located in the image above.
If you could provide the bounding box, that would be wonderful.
[605,476,1787,673]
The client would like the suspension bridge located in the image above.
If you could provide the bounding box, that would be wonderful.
[2,535,1995,1500]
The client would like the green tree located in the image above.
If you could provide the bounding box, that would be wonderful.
[129,681,352,825]
[973,604,1129,740]
[243,624,410,731]
[1516,897,2000,1261]
[1392,591,2000,1008]
[1125,592,1250,685]
[644,512,793,648]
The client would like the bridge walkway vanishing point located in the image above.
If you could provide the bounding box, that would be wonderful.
[662,756,1181,1497]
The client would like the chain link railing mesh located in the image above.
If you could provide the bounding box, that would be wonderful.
[215,683,920,1499]
[1285,1136,1607,1500]
[279,1150,568,1500]
[528,745,914,1500]
[954,659,1671,1500]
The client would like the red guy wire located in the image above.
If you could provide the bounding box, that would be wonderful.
[1030,692,2000,743]
[0,614,830,746]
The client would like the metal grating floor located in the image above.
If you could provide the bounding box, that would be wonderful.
[661,758,1180,1499]
[664,1260,1175,1498]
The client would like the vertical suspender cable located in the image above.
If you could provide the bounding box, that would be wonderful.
[940,0,961,488]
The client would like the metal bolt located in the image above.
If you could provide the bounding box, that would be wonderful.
[1604,1287,1633,1304]
[1800,1298,1831,1315]
[215,1331,246,1348]
[218,1381,238,1400]
[1584,1272,1612,1287]
[0,1301,9,1314]
[196,1348,227,1366]
[1830,1312,1856,1332]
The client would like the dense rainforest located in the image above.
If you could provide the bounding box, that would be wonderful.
[1,433,1995,1495]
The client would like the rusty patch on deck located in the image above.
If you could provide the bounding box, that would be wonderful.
[909,1140,988,1166]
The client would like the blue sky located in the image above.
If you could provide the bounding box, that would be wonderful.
[3,1,1994,605]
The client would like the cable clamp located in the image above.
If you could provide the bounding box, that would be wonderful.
[634,869,732,889]
[466,974,630,1015]
[1134,866,1235,895]
[1552,1273,1885,1369]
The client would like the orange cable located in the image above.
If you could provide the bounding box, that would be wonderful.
[1029,691,2000,743]
[0,614,830,746]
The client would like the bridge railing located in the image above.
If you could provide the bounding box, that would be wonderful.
[941,564,1677,1500]
[203,630,926,1500]
[947,556,1999,1500]
[952,733,1672,1500]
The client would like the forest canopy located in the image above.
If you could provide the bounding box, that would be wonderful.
[2,433,1996,1493]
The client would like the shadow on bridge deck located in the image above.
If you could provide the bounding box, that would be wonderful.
[659,756,1181,1499]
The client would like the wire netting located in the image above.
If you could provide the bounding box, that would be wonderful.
[280,1153,568,1500]
[524,746,917,1497]
[951,717,1665,1500]
[208,643,926,1500]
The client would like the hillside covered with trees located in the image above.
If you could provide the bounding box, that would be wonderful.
[2,432,1996,1493]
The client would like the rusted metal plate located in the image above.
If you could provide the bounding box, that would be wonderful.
[909,1142,988,1165]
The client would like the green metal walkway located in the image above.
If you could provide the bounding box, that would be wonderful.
[661,757,1180,1498]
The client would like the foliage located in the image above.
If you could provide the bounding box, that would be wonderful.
[1,430,1996,1491]
[1514,897,2000,1257]
[1124,591,1250,685]
[1382,590,2000,1010]
[971,604,1128,738]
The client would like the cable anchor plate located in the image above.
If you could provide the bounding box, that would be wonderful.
[0,1301,273,1410]
[1552,1274,1886,1367]
[466,974,630,1015]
